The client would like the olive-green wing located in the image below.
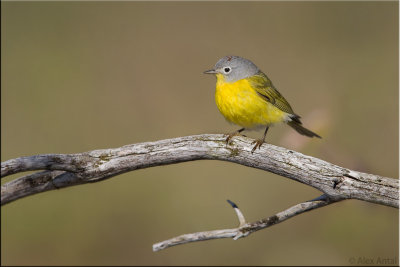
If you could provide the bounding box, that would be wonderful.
[249,71,296,116]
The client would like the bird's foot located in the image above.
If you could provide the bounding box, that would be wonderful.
[225,131,245,145]
[251,139,265,153]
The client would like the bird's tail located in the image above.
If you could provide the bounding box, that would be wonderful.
[287,121,321,138]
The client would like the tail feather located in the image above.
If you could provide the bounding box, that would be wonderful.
[287,121,321,138]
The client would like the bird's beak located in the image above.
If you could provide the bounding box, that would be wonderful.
[203,69,217,74]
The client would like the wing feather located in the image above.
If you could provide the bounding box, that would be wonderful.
[249,71,298,117]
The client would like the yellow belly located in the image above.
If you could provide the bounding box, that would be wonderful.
[215,74,288,128]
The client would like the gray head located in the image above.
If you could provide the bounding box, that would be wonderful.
[204,56,259,82]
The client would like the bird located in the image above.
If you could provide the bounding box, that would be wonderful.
[204,55,321,153]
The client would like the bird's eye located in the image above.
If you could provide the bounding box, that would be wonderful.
[223,67,231,73]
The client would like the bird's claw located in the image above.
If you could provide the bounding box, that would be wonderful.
[225,132,243,145]
[251,139,264,153]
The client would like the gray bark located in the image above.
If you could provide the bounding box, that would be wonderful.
[2,134,397,251]
[2,134,397,207]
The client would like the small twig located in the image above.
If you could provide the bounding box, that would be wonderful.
[227,199,246,227]
[152,195,335,251]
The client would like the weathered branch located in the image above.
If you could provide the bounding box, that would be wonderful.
[1,134,398,208]
[153,196,335,251]
[2,134,398,251]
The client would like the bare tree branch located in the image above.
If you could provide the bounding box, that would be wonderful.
[1,134,398,208]
[153,196,336,251]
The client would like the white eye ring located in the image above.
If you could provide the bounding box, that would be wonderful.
[223,67,231,73]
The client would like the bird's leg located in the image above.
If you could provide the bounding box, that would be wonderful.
[251,126,269,153]
[226,128,245,144]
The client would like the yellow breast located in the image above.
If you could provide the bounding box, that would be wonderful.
[215,74,288,128]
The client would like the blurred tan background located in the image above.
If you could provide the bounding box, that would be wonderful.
[1,2,398,266]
